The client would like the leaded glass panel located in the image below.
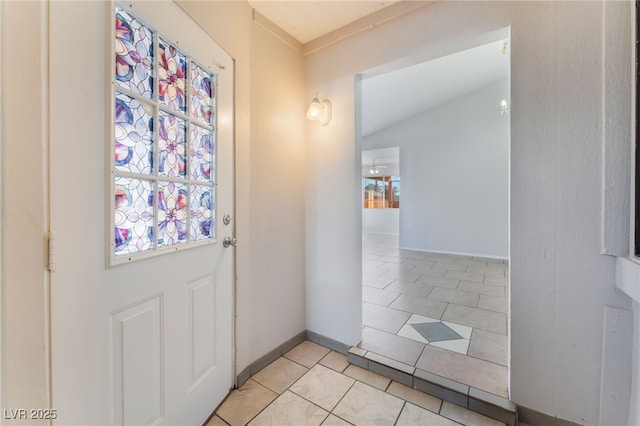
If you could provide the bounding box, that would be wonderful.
[112,7,218,262]
[114,93,154,174]
[190,125,213,181]
[157,181,188,247]
[190,63,214,124]
[159,39,187,113]
[158,111,186,178]
[115,7,154,98]
[190,185,213,241]
[115,177,154,254]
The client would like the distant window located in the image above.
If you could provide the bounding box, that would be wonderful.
[111,6,217,263]
[364,176,400,209]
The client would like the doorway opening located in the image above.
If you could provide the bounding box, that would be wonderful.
[357,38,511,400]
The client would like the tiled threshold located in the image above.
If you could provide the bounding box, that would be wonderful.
[236,330,580,426]
[347,346,517,426]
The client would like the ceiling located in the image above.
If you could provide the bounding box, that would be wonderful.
[361,40,510,137]
[248,1,401,44]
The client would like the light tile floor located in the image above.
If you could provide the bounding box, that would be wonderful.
[361,233,509,398]
[210,340,506,426]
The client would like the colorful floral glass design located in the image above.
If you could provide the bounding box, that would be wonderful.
[190,185,213,240]
[159,39,186,113]
[158,111,186,178]
[114,93,154,174]
[115,7,154,98]
[157,181,188,247]
[190,63,215,124]
[190,125,214,181]
[114,177,154,254]
[113,8,217,259]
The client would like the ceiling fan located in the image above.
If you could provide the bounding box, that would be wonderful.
[368,159,388,175]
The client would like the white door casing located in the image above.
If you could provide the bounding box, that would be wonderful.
[49,2,234,424]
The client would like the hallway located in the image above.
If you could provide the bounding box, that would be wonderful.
[360,234,509,398]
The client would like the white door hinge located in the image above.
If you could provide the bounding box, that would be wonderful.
[47,231,55,271]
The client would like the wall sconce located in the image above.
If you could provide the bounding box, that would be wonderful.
[500,99,509,118]
[306,92,332,126]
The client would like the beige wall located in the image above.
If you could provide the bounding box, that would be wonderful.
[248,20,307,360]
[177,0,307,374]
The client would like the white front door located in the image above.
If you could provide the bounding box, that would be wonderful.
[49,2,235,424]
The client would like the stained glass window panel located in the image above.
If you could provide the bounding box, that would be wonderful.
[190,185,214,241]
[112,7,219,262]
[190,64,215,124]
[159,39,187,113]
[115,7,154,98]
[158,111,187,178]
[115,177,154,255]
[190,125,214,182]
[114,93,154,174]
[157,181,188,247]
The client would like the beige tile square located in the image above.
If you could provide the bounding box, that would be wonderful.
[467,266,507,277]
[378,262,418,272]
[252,356,308,394]
[386,381,442,413]
[332,382,404,426]
[319,351,349,373]
[385,280,433,298]
[468,329,509,366]
[453,259,487,268]
[321,414,352,426]
[205,415,229,426]
[433,261,468,272]
[478,294,509,313]
[363,286,401,306]
[484,276,509,287]
[396,402,459,426]
[389,295,448,319]
[416,276,460,289]
[440,401,506,426]
[359,327,425,366]
[362,276,395,289]
[290,364,355,411]
[343,364,390,390]
[445,270,485,283]
[216,379,277,426]
[427,287,480,308]
[380,269,423,283]
[412,267,448,278]
[248,391,328,426]
[363,302,411,334]
[285,341,331,368]
[442,304,507,335]
[458,281,505,297]
[416,346,508,398]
